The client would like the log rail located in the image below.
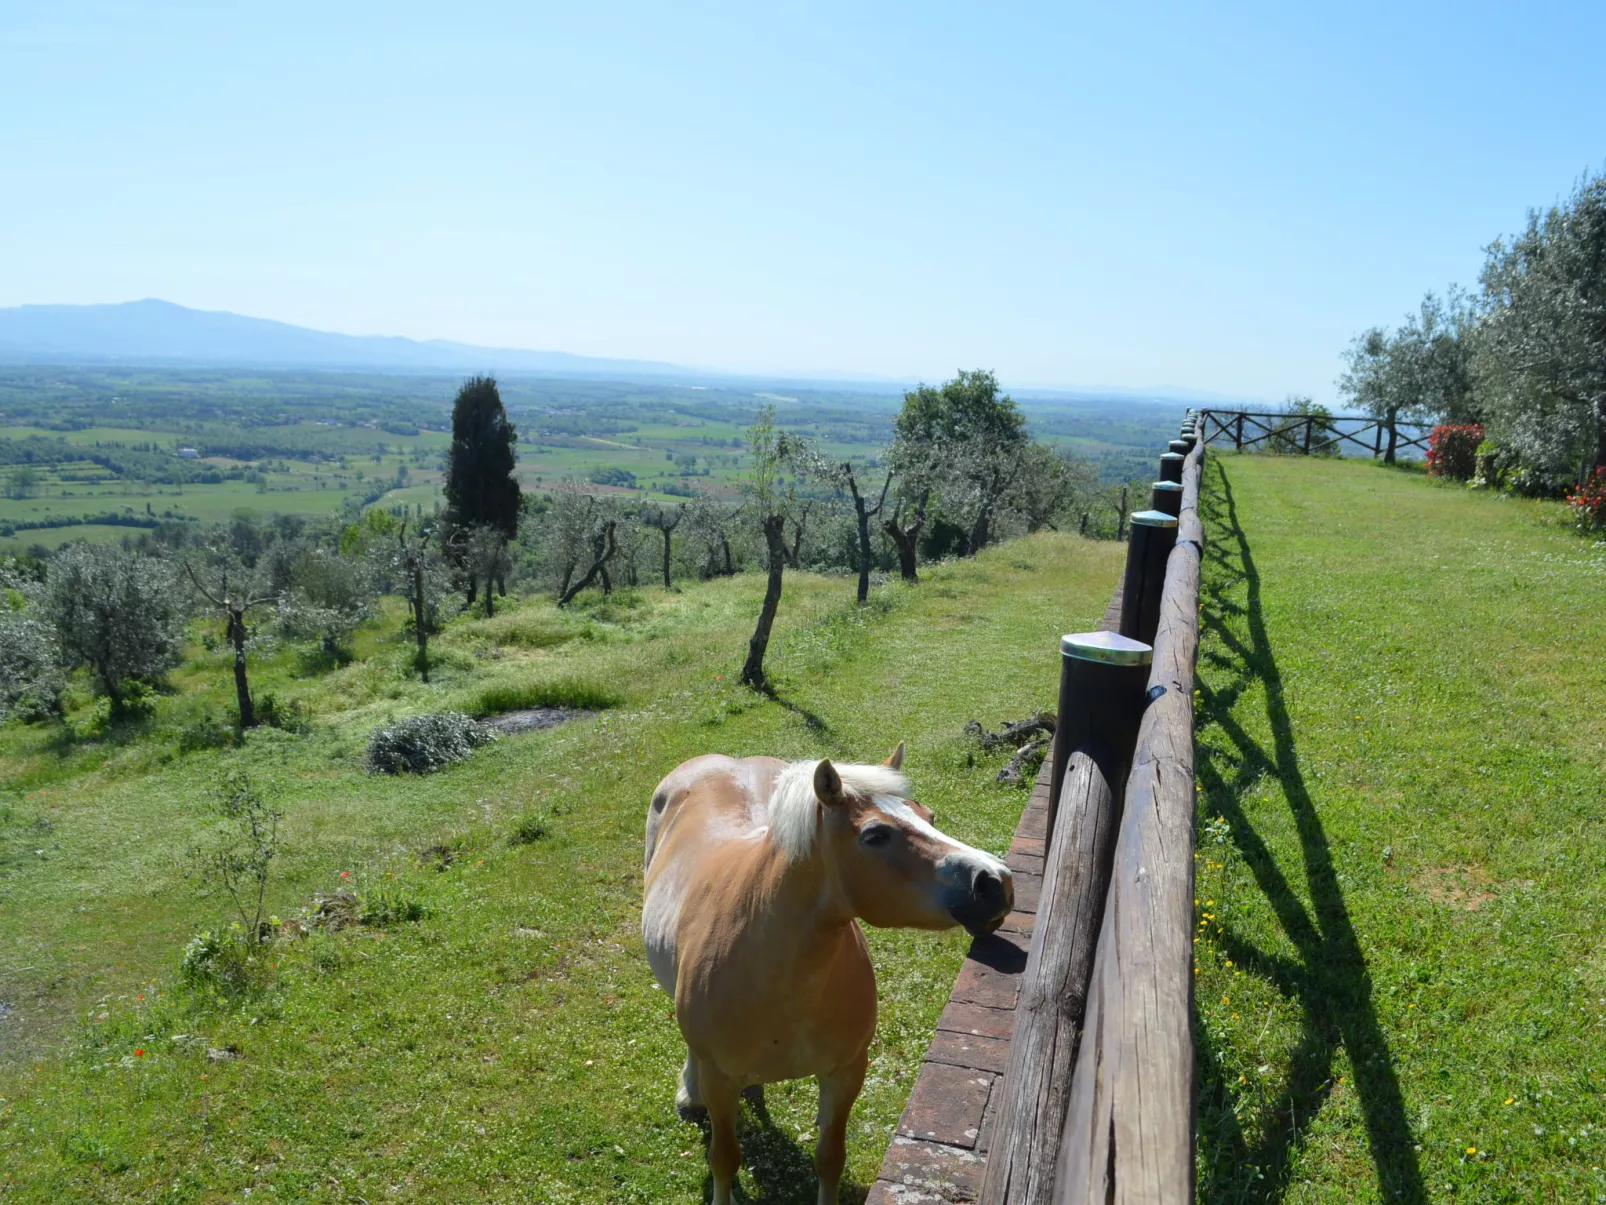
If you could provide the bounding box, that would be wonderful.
[869,413,1208,1205]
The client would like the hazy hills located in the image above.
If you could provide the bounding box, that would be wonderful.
[0,299,1261,406]
[0,299,690,379]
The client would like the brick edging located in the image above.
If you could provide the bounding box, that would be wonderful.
[867,585,1122,1204]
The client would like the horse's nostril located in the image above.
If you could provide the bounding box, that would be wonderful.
[973,869,1000,900]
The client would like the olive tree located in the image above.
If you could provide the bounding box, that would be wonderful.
[387,515,452,681]
[1340,292,1477,463]
[738,405,816,690]
[184,540,277,728]
[0,559,64,723]
[45,543,187,715]
[891,370,1028,555]
[1009,443,1099,531]
[1476,171,1606,484]
[839,462,891,602]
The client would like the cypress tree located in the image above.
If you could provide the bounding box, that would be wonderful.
[444,375,521,538]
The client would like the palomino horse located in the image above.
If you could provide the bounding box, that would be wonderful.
[642,743,1013,1205]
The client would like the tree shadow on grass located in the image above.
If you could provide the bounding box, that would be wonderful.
[1193,457,1425,1204]
[753,683,832,736]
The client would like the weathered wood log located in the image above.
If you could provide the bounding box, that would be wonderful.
[979,749,1123,1205]
[1054,440,1202,1205]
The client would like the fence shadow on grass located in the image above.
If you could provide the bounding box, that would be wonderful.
[1192,457,1425,1204]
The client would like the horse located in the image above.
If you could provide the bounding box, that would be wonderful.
[642,742,1014,1205]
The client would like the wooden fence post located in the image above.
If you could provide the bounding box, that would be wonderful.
[1234,412,1244,450]
[985,633,1151,1205]
[1117,486,1128,540]
[1159,452,1185,484]
[1118,510,1178,648]
[1302,415,1313,455]
[1047,631,1151,842]
[1055,442,1203,1205]
[1151,480,1184,517]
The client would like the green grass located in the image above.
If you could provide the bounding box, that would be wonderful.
[1193,455,1606,1204]
[0,533,1124,1202]
[467,676,625,716]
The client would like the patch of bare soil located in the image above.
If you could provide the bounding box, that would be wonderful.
[484,708,585,735]
[1412,864,1499,911]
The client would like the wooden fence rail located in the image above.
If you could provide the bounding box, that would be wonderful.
[1054,437,1203,1204]
[1197,408,1432,458]
[979,417,1206,1205]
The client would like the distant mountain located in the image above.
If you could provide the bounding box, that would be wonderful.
[0,299,692,378]
[0,299,1261,406]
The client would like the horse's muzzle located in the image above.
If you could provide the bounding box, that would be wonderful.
[949,864,1014,937]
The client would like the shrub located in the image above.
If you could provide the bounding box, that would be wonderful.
[509,813,549,845]
[365,711,496,774]
[180,926,267,1000]
[469,676,621,716]
[1566,467,1606,534]
[1426,424,1484,480]
[255,692,311,734]
[358,882,429,926]
[178,714,238,753]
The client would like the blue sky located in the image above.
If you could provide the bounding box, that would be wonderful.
[2,1,1603,400]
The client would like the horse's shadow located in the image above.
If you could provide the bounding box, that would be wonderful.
[690,1090,868,1204]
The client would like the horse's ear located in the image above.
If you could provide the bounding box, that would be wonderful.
[814,759,845,807]
[883,740,906,771]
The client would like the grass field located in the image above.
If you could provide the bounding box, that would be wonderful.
[1193,455,1606,1203]
[0,533,1125,1202]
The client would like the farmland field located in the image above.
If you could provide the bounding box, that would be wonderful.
[0,365,1181,553]
[0,530,1125,1202]
[1193,454,1606,1203]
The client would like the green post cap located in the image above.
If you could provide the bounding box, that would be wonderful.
[1152,480,1184,492]
[1130,509,1179,528]
[1061,631,1153,666]
[1160,451,1185,462]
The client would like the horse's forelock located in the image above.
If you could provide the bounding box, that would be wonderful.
[769,760,910,862]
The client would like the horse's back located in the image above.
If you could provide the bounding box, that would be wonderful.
[644,753,785,873]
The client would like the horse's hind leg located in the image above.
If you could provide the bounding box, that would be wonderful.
[698,1059,743,1205]
[675,1050,704,1119]
[813,1052,867,1205]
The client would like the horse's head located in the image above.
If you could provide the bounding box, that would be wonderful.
[811,743,1014,937]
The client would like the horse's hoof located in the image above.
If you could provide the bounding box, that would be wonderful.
[676,1098,708,1122]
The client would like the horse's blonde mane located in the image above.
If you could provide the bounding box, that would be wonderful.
[769,760,909,862]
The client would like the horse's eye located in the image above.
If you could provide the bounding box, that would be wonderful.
[860,824,894,847]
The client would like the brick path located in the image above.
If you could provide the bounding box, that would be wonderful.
[866,588,1122,1204]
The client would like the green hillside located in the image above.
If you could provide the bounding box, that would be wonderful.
[0,532,1123,1202]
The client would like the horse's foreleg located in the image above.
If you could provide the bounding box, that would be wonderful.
[699,1059,742,1205]
[814,1052,867,1205]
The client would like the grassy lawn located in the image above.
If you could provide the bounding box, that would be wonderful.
[1193,454,1606,1204]
[0,533,1123,1202]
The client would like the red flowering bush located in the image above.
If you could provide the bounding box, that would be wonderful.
[1426,424,1484,480]
[1566,467,1606,533]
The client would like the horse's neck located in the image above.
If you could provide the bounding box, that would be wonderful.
[750,844,857,965]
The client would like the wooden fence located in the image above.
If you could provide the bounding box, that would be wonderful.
[1197,408,1432,458]
[980,414,1205,1205]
